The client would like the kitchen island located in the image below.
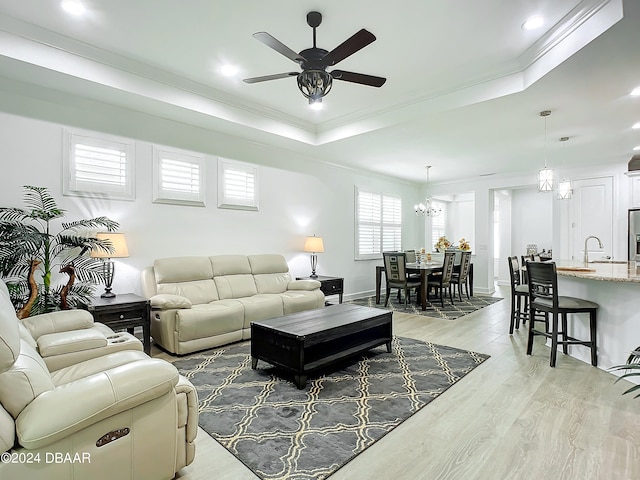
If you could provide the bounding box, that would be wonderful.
[551,260,640,376]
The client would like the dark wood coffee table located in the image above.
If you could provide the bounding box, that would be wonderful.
[251,304,392,389]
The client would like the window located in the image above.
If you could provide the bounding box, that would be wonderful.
[355,187,402,260]
[218,159,258,210]
[153,146,205,206]
[430,200,447,250]
[63,129,135,200]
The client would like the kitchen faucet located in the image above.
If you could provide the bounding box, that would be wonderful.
[583,236,603,263]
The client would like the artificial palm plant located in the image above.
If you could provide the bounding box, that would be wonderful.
[0,185,118,316]
[610,348,640,398]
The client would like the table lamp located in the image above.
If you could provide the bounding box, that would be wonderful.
[91,232,129,298]
[303,235,324,278]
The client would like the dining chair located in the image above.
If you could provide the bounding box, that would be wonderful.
[526,261,599,367]
[404,249,417,263]
[427,251,455,307]
[383,252,422,308]
[508,256,529,334]
[451,251,472,301]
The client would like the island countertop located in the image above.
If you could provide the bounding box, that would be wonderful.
[551,260,640,283]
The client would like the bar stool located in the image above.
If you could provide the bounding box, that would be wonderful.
[526,261,598,367]
[508,256,529,334]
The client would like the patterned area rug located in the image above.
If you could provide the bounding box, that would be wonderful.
[174,336,489,480]
[348,294,503,320]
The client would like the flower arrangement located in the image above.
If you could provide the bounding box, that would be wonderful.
[459,238,471,251]
[434,236,451,252]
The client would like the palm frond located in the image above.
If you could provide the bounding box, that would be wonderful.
[62,217,120,232]
[65,256,108,284]
[22,185,65,221]
[0,207,32,223]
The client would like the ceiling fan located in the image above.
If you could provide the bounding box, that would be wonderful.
[243,11,386,107]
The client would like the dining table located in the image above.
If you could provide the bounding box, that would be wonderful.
[375,261,474,311]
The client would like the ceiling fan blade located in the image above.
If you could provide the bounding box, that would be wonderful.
[331,70,386,87]
[243,72,299,84]
[322,29,376,66]
[252,32,305,64]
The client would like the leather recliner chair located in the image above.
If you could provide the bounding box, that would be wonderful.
[0,280,198,479]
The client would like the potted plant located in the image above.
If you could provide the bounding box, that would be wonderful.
[434,236,451,253]
[610,348,640,398]
[0,185,119,316]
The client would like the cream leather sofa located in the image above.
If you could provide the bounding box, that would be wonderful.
[141,254,324,355]
[0,280,198,480]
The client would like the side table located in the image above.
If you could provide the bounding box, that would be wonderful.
[78,293,151,355]
[296,275,344,304]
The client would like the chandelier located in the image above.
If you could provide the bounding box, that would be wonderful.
[538,110,554,192]
[414,166,442,217]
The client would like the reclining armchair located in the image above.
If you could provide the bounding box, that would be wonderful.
[0,280,198,480]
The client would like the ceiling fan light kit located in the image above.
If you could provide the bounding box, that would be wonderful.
[244,11,386,106]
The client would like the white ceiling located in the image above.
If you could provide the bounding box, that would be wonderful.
[0,0,638,183]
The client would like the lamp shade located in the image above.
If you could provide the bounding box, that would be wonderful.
[91,232,129,259]
[303,235,325,253]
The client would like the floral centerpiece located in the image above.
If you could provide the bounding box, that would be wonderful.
[459,238,471,251]
[434,236,451,252]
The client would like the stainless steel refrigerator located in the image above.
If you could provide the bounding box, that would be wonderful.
[629,209,640,261]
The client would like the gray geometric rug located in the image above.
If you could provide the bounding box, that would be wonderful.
[173,336,489,480]
[348,295,503,320]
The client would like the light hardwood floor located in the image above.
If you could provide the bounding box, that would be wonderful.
[157,286,640,480]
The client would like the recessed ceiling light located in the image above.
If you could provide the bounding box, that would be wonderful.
[632,86,640,96]
[522,15,544,30]
[309,101,323,111]
[61,0,85,16]
[634,146,640,151]
[220,64,239,77]
[634,122,640,129]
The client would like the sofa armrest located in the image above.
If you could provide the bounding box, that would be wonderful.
[21,310,94,340]
[288,279,321,291]
[37,329,108,357]
[15,359,178,450]
[150,294,192,310]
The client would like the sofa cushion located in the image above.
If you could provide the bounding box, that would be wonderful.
[254,272,292,294]
[248,254,289,274]
[214,274,258,300]
[0,341,54,418]
[210,255,252,276]
[176,301,244,342]
[0,288,21,374]
[236,294,284,327]
[157,280,219,305]
[154,256,213,283]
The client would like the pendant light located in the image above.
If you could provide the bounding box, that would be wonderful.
[414,166,442,217]
[538,110,554,192]
[557,136,573,199]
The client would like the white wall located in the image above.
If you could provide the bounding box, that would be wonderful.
[0,101,421,300]
[510,187,553,256]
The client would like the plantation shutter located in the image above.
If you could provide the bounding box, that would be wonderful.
[218,159,259,210]
[153,147,205,206]
[64,130,134,199]
[355,188,402,259]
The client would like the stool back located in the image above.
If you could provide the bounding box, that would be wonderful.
[526,261,558,310]
[508,256,523,287]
